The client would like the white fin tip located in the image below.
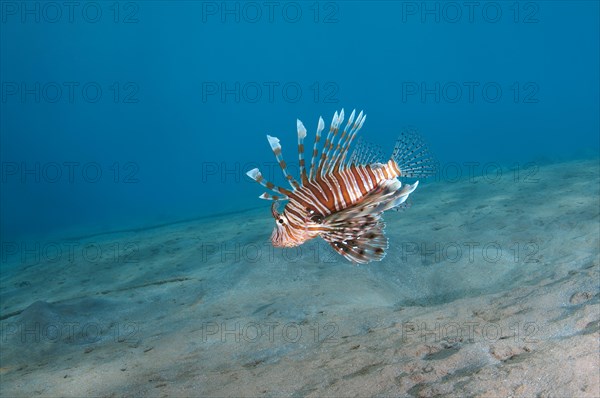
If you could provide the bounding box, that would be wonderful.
[297,119,307,139]
[358,114,366,128]
[348,109,356,124]
[317,116,325,132]
[266,135,281,149]
[246,168,261,179]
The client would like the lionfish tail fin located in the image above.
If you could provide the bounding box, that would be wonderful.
[392,129,438,179]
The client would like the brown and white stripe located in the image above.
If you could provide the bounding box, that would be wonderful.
[246,108,401,215]
[246,108,434,263]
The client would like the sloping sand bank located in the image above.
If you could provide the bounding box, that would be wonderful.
[1,158,598,397]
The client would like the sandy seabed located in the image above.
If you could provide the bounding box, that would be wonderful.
[1,158,599,397]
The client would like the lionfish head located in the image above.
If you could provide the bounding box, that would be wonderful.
[270,202,309,247]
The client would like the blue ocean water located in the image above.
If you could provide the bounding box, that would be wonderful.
[1,1,598,244]
[2,3,600,396]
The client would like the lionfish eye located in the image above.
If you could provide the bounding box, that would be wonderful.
[278,218,284,224]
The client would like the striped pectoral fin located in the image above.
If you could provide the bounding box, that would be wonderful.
[320,215,388,264]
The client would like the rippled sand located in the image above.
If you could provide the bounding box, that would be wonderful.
[1,158,598,397]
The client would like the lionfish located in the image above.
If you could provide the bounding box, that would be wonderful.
[246,109,436,264]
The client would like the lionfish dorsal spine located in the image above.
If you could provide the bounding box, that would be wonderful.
[266,135,300,190]
[249,108,370,201]
[296,119,308,185]
[316,110,338,177]
[325,108,346,174]
[341,111,366,169]
[246,168,291,199]
[330,108,356,171]
[324,110,348,174]
[318,110,344,177]
[308,116,325,180]
[259,192,288,201]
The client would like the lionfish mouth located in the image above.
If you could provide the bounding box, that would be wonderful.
[270,228,301,247]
